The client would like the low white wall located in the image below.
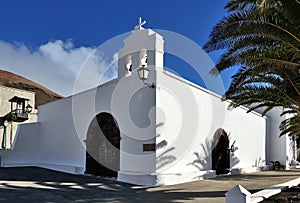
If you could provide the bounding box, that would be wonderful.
[0,122,40,166]
[37,97,85,170]
[156,70,267,180]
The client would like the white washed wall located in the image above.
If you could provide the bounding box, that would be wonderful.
[110,73,156,174]
[1,74,157,176]
[265,108,289,167]
[155,69,267,184]
[39,76,155,173]
[0,122,40,166]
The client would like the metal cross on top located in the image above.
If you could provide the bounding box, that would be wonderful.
[134,17,146,30]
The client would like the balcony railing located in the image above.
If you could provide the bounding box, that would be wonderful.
[10,110,29,122]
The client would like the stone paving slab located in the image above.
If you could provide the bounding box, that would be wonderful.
[0,167,299,203]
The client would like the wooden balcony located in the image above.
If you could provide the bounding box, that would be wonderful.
[10,110,29,122]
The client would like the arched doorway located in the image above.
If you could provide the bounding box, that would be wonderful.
[85,112,120,177]
[212,128,230,175]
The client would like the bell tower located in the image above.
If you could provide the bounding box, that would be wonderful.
[118,17,164,81]
[116,18,164,183]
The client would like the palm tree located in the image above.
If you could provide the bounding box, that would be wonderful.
[204,0,300,136]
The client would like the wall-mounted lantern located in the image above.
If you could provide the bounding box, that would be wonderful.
[26,104,33,113]
[137,65,155,88]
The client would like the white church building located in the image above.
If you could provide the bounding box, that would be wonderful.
[0,20,296,186]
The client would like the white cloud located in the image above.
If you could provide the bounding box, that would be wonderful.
[0,39,118,96]
[72,52,118,94]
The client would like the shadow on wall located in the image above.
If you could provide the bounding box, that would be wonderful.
[156,140,167,150]
[230,150,240,168]
[253,157,265,167]
[228,135,240,168]
[156,121,177,170]
[187,130,240,175]
[187,138,212,171]
[156,147,176,170]
[289,136,299,162]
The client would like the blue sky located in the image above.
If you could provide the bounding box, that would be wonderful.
[0,0,235,96]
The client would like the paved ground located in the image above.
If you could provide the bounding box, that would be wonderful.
[0,167,299,203]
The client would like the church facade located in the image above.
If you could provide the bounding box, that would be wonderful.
[0,22,296,186]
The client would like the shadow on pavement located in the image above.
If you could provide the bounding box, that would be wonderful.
[0,167,226,203]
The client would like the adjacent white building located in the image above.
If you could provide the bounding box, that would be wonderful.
[0,85,37,150]
[0,21,296,186]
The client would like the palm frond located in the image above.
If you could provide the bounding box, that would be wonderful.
[205,0,300,137]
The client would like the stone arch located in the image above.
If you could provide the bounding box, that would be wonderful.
[212,128,230,175]
[85,112,120,177]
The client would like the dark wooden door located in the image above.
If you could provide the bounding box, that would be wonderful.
[212,128,230,175]
[85,113,120,177]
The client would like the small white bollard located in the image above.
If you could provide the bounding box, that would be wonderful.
[225,184,252,203]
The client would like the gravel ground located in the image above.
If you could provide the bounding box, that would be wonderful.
[262,185,300,203]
